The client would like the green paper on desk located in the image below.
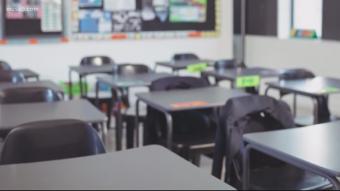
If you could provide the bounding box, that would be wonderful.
[186,63,208,73]
[236,75,261,88]
[321,87,340,94]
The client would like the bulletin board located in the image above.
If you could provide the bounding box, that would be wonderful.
[71,0,221,40]
[0,0,221,44]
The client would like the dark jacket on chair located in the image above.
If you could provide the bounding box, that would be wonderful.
[212,95,295,187]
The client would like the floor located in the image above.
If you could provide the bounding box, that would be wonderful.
[102,127,214,175]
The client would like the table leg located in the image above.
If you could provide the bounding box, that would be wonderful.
[100,122,107,146]
[313,98,319,124]
[95,81,100,107]
[114,89,123,151]
[153,64,158,72]
[293,94,297,118]
[79,75,84,98]
[68,70,73,99]
[164,112,174,149]
[264,86,271,96]
[135,99,141,147]
[106,89,113,129]
[242,145,251,190]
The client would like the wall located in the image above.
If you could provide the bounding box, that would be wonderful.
[246,35,340,77]
[246,35,340,114]
[0,0,233,82]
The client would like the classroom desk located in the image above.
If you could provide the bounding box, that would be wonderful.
[0,99,107,135]
[96,72,174,151]
[68,64,115,99]
[155,59,215,73]
[265,77,340,124]
[243,121,340,190]
[202,67,281,88]
[0,80,63,93]
[0,145,234,190]
[136,87,248,148]
[15,69,40,81]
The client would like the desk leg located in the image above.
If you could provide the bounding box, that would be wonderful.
[313,98,319,124]
[79,75,84,98]
[114,90,123,151]
[293,94,297,118]
[68,70,73,99]
[106,89,113,129]
[135,99,141,147]
[230,80,235,89]
[242,145,251,190]
[95,81,100,107]
[264,86,271,96]
[164,112,173,149]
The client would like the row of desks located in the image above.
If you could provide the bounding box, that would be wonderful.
[0,66,235,189]
[68,63,340,151]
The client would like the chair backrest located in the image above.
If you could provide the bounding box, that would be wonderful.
[0,61,12,71]
[0,71,25,83]
[172,53,200,62]
[279,68,315,81]
[0,120,106,165]
[214,59,238,70]
[117,64,150,75]
[150,76,209,92]
[0,87,63,104]
[144,76,211,145]
[212,95,294,186]
[80,56,114,66]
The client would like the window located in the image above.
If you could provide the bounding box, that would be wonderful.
[292,0,323,38]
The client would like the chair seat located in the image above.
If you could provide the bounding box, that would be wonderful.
[250,165,331,190]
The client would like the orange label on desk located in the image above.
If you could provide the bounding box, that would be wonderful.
[171,101,209,109]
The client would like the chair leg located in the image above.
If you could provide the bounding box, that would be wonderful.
[192,154,201,167]
[125,116,135,149]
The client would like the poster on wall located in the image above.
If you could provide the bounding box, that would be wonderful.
[4,0,63,37]
[71,0,221,40]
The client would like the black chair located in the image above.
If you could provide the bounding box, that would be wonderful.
[214,59,238,71]
[118,64,150,76]
[212,95,330,190]
[0,120,106,165]
[279,68,315,97]
[0,87,63,104]
[0,61,12,71]
[0,71,25,83]
[279,68,330,125]
[115,64,150,149]
[172,53,200,61]
[79,56,115,126]
[80,56,114,67]
[212,59,239,85]
[79,56,115,95]
[145,76,217,165]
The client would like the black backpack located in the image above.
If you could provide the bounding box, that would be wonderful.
[212,95,295,188]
